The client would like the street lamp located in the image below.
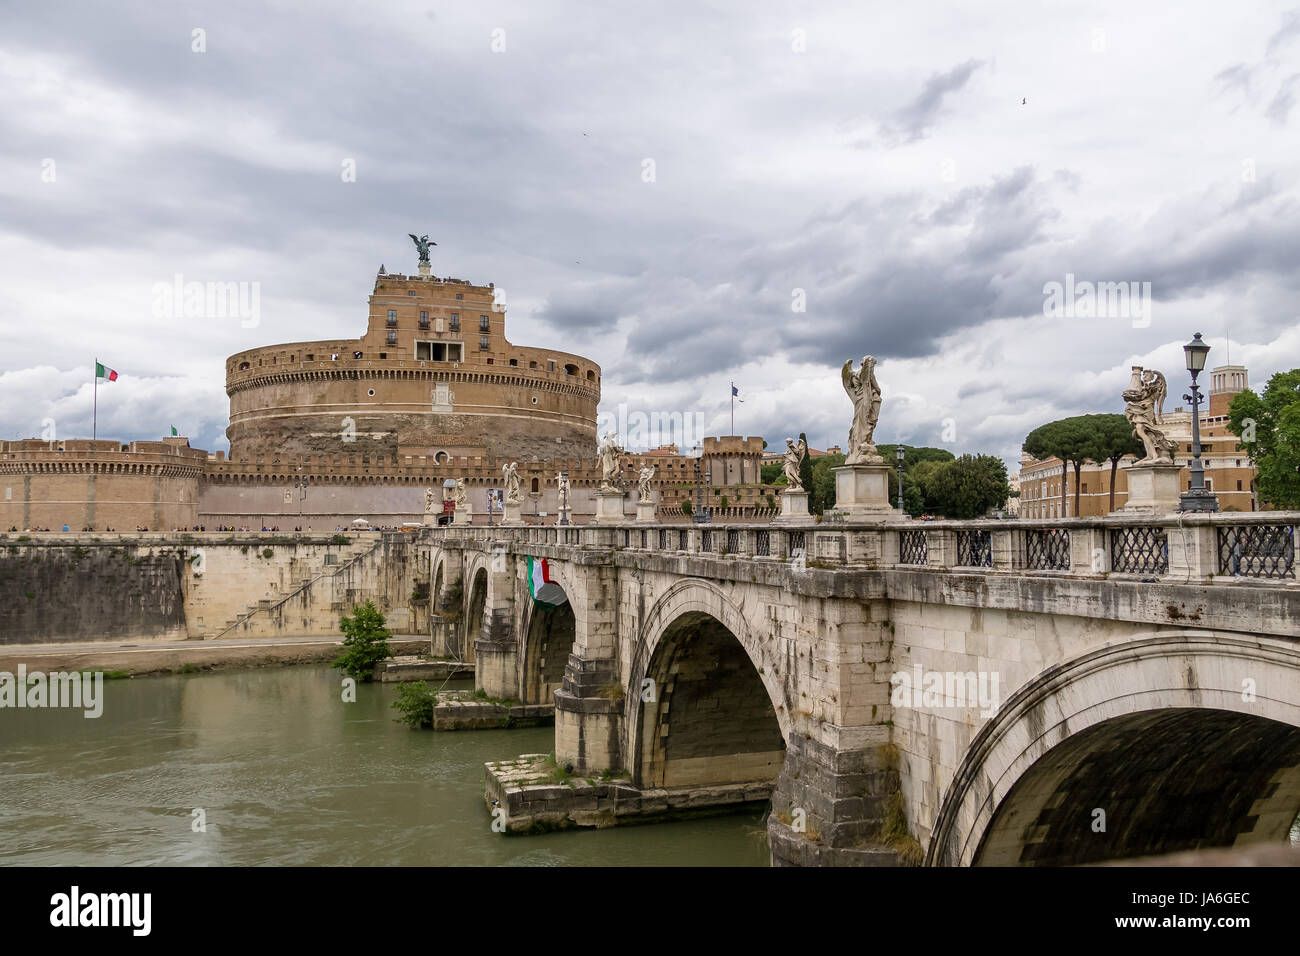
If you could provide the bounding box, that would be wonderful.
[1179,332,1219,513]
[895,445,905,513]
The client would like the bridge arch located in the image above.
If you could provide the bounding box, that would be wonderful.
[629,579,791,789]
[927,632,1300,866]
[520,573,576,705]
[459,560,488,663]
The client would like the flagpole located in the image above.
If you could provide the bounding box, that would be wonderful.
[93,357,98,441]
[730,382,734,435]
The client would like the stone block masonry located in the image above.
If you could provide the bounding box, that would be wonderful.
[0,531,422,644]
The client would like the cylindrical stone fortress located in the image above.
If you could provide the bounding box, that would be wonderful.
[225,271,601,462]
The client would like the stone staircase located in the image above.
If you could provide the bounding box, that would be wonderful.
[208,538,384,640]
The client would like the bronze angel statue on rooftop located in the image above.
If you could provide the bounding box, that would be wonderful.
[409,234,436,263]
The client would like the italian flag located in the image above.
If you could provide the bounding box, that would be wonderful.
[526,556,567,607]
[95,362,118,382]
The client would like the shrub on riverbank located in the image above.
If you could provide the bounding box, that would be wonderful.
[331,600,393,682]
[392,681,438,729]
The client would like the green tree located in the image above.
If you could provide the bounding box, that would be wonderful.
[1229,369,1300,509]
[1025,414,1143,516]
[392,681,438,729]
[760,461,784,485]
[331,599,393,682]
[811,452,845,512]
[1024,417,1093,517]
[877,444,956,514]
[1087,413,1145,513]
[681,499,693,516]
[920,455,1009,518]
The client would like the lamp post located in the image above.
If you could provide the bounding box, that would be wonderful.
[1179,332,1219,513]
[895,445,905,513]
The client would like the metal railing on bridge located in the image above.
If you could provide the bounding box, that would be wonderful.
[422,512,1300,584]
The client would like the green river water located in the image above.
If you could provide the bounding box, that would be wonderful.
[0,664,769,866]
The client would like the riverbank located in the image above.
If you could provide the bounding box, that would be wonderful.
[0,635,430,677]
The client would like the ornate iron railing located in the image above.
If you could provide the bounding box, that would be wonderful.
[1217,524,1295,579]
[726,529,740,554]
[678,529,688,551]
[1110,527,1168,574]
[658,529,670,550]
[900,529,928,565]
[1026,528,1070,570]
[756,529,770,557]
[788,530,806,558]
[956,529,992,568]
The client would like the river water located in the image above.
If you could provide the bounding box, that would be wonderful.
[0,665,769,866]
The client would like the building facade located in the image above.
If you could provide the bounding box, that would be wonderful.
[225,270,601,462]
[1019,364,1258,518]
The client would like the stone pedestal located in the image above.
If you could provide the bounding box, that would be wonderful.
[636,499,656,523]
[591,490,627,524]
[1118,460,1182,514]
[502,500,523,525]
[775,489,810,522]
[452,503,473,526]
[417,261,431,277]
[422,511,437,527]
[833,464,899,518]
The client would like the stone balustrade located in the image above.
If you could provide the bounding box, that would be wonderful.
[423,511,1300,584]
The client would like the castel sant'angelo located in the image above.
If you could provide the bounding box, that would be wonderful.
[0,247,773,531]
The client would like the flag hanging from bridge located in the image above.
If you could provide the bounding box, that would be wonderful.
[526,556,567,607]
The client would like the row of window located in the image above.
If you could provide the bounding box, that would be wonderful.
[387,309,489,332]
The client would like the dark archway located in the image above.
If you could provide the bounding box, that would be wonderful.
[975,709,1300,866]
[462,567,487,663]
[637,611,785,789]
[522,594,575,705]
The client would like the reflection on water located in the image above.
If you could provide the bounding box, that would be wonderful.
[0,665,769,866]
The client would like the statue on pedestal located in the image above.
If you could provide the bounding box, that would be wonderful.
[452,478,469,508]
[1123,366,1177,462]
[555,472,571,516]
[782,437,807,491]
[409,234,437,263]
[598,432,624,492]
[502,461,521,504]
[637,465,656,499]
[843,356,883,464]
[424,487,436,515]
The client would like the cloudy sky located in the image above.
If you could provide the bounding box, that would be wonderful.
[4,1,1300,469]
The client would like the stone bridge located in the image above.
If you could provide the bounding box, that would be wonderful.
[423,513,1300,866]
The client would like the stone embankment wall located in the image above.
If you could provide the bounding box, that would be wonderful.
[0,531,424,644]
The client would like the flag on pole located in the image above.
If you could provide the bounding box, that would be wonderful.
[731,383,743,402]
[170,426,178,436]
[526,556,567,607]
[95,362,118,382]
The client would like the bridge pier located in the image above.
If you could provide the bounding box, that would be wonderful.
[554,564,622,773]
[768,735,902,866]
